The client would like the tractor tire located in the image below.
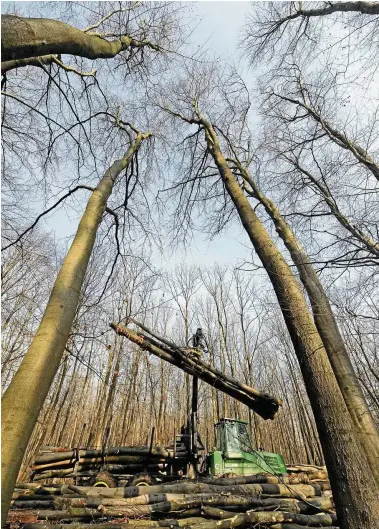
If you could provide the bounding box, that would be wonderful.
[130,473,156,487]
[92,471,117,488]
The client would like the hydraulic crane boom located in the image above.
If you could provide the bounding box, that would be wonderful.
[111,320,282,421]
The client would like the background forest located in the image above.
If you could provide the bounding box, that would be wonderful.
[1,2,379,526]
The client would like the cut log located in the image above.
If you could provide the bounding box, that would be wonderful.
[22,524,205,529]
[59,481,321,499]
[32,469,74,480]
[271,526,339,529]
[286,465,327,476]
[12,494,55,502]
[97,504,153,517]
[31,459,76,471]
[111,322,282,420]
[37,508,103,521]
[200,509,337,527]
[200,474,309,485]
[38,446,71,452]
[75,464,165,474]
[78,455,167,464]
[15,483,62,492]
[132,482,322,499]
[105,446,170,458]
[34,451,76,464]
[11,500,55,509]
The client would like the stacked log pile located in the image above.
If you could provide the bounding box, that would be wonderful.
[31,445,189,482]
[10,467,338,529]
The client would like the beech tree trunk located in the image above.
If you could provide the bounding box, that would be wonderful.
[191,113,379,529]
[239,166,379,484]
[1,132,149,528]
[1,15,159,64]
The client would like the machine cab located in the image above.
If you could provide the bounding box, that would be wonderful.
[209,418,287,476]
[214,418,253,458]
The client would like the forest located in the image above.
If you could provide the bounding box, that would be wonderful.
[1,2,379,529]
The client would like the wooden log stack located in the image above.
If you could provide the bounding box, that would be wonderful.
[10,467,338,529]
[31,445,189,482]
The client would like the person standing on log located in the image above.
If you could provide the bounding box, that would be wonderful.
[190,328,208,355]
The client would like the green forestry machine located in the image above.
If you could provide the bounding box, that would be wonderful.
[31,325,286,486]
[207,418,286,477]
[32,381,286,487]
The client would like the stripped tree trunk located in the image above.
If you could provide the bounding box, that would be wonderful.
[1,131,150,527]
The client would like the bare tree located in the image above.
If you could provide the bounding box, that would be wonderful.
[219,121,379,482]
[163,264,201,415]
[1,3,189,523]
[1,126,151,523]
[243,1,379,71]
[257,69,379,266]
[1,1,185,238]
[241,0,379,483]
[157,64,379,527]
[1,229,57,387]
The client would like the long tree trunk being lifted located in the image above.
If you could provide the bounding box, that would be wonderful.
[1,131,150,528]
[169,105,379,529]
[233,161,379,485]
[111,322,282,420]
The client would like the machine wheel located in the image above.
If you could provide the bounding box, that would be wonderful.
[93,471,117,488]
[130,473,155,487]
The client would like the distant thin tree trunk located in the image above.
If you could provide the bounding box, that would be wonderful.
[120,349,140,444]
[98,340,122,446]
[95,341,117,447]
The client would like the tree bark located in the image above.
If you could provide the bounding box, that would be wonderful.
[282,2,379,20]
[190,112,379,529]
[1,15,159,63]
[1,132,150,528]
[238,164,379,484]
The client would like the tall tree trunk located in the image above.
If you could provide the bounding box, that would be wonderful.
[1,131,149,527]
[196,115,379,529]
[239,165,379,484]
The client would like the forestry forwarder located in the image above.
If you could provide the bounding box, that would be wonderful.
[31,416,286,487]
[166,377,287,487]
[31,379,286,487]
[31,327,286,486]
[170,330,286,484]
